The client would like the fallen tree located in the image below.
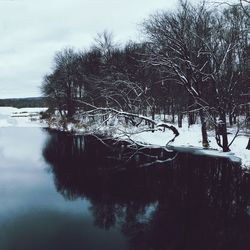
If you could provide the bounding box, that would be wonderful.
[44,99,180,147]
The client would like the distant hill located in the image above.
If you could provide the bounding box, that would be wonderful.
[0,97,48,108]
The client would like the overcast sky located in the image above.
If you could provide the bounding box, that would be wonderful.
[0,0,183,98]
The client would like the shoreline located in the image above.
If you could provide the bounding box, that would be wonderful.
[0,106,249,168]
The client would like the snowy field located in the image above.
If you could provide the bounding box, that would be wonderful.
[0,107,47,128]
[0,107,249,168]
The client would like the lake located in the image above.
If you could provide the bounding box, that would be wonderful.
[0,127,250,250]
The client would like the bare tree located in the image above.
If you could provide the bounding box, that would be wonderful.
[93,30,117,63]
[143,1,212,148]
[143,0,249,151]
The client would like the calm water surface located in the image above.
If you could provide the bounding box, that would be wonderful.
[0,128,126,250]
[0,127,250,250]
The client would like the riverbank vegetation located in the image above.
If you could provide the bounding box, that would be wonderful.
[41,0,250,152]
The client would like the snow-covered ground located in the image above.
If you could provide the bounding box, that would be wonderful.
[0,107,249,168]
[128,123,250,168]
[73,115,249,168]
[0,107,47,127]
[65,113,249,167]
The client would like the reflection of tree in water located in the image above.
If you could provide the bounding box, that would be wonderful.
[43,130,250,250]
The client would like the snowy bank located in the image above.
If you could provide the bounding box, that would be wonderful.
[0,107,47,128]
[70,118,249,168]
[0,107,249,168]
[127,124,249,168]
[48,114,249,168]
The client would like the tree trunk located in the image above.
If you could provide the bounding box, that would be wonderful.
[178,112,183,128]
[188,112,195,126]
[66,84,74,119]
[229,112,233,126]
[220,111,230,152]
[246,138,250,150]
[163,105,166,122]
[171,99,175,123]
[151,105,155,132]
[199,109,209,148]
[172,112,175,123]
[228,101,233,126]
[67,99,74,119]
[233,114,237,124]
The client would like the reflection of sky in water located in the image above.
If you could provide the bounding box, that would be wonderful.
[0,127,127,250]
[0,128,90,220]
[0,127,46,164]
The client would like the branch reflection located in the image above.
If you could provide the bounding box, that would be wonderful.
[43,130,250,250]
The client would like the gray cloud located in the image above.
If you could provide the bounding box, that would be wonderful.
[0,0,178,98]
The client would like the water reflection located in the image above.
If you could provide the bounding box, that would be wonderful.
[43,130,250,250]
[0,128,127,250]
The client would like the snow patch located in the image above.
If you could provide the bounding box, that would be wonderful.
[0,107,48,128]
[124,123,249,168]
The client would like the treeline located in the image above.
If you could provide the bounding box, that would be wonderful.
[42,1,250,151]
[0,97,48,108]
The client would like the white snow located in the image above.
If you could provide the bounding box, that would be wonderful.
[0,107,48,128]
[127,123,250,168]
